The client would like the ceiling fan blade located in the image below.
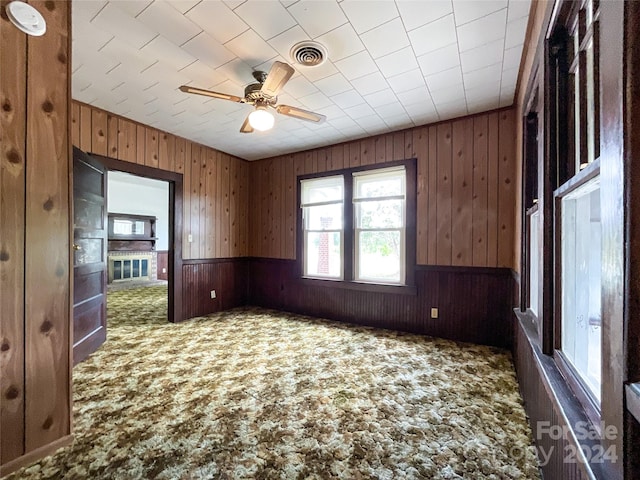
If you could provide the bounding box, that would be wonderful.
[179,85,243,103]
[276,104,326,123]
[260,61,295,97]
[240,115,254,133]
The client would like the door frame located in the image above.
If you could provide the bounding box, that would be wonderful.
[90,154,184,323]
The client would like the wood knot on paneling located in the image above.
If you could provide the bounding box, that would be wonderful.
[6,148,21,164]
[42,416,54,430]
[0,250,9,261]
[42,100,54,113]
[505,178,511,184]
[1,340,9,352]
[43,197,54,211]
[2,100,11,112]
[98,129,105,137]
[5,386,20,400]
[57,52,67,64]
[40,320,53,334]
[45,0,55,11]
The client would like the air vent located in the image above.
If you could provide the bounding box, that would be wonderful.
[290,41,327,67]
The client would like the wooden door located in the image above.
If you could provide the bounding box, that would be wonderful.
[73,147,107,365]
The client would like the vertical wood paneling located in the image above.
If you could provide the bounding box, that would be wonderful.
[349,142,360,167]
[182,141,192,259]
[221,154,231,258]
[436,123,453,264]
[239,160,249,256]
[24,0,70,451]
[91,109,108,156]
[361,137,375,165]
[451,119,473,265]
[284,155,295,259]
[189,144,201,259]
[198,147,207,258]
[487,112,500,267]
[107,114,118,158]
[144,127,159,168]
[135,124,146,165]
[497,109,516,267]
[229,157,238,256]
[1,6,26,462]
[271,158,282,258]
[393,132,405,160]
[375,136,386,164]
[427,126,438,264]
[79,104,92,152]
[158,132,170,171]
[330,144,344,170]
[473,116,489,266]
[414,127,429,264]
[205,149,216,258]
[117,118,136,163]
[215,152,223,258]
[71,101,79,147]
[174,137,186,174]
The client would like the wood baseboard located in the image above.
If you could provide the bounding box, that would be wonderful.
[0,435,73,477]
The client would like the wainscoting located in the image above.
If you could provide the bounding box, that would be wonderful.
[246,258,515,348]
[181,259,248,319]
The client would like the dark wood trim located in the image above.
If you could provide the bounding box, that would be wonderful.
[90,154,184,322]
[299,277,418,296]
[0,435,73,478]
[626,384,640,425]
[553,156,600,198]
[182,257,248,265]
[415,264,514,275]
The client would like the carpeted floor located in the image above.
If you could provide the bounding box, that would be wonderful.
[7,286,540,479]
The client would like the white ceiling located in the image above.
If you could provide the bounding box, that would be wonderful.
[72,0,531,161]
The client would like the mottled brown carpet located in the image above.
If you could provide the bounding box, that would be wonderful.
[8,286,540,479]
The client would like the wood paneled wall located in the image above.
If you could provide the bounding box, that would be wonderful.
[248,259,515,348]
[1,0,72,470]
[70,101,249,261]
[248,108,517,268]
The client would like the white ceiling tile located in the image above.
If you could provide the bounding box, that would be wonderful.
[315,23,365,62]
[112,0,153,18]
[339,0,399,34]
[460,39,504,73]
[508,0,532,22]
[91,2,157,49]
[298,91,333,110]
[465,84,501,105]
[73,0,108,24]
[185,1,249,44]
[298,61,339,82]
[335,51,378,81]
[503,45,524,71]
[467,98,501,114]
[396,0,452,32]
[501,66,520,87]
[505,16,528,48]
[355,115,389,134]
[387,69,426,93]
[180,60,227,89]
[314,73,353,97]
[396,86,432,106]
[409,14,457,57]
[215,58,256,88]
[141,35,196,71]
[136,0,202,46]
[416,43,460,77]
[181,32,236,70]
[287,1,348,38]
[375,46,419,78]
[435,100,466,120]
[99,37,157,72]
[464,63,502,89]
[224,0,248,9]
[268,26,309,60]
[234,0,297,40]
[364,88,397,108]
[403,99,438,119]
[374,101,407,118]
[360,18,410,59]
[430,83,466,106]
[349,71,389,96]
[330,115,360,129]
[344,102,376,119]
[453,0,508,26]
[425,66,463,92]
[224,29,278,67]
[281,75,318,98]
[166,0,201,14]
[74,48,120,75]
[331,89,366,108]
[72,19,114,53]
[457,9,507,52]
[314,104,347,120]
[383,112,414,129]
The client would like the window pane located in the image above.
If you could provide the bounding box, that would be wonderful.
[354,169,405,199]
[561,178,601,403]
[355,200,404,229]
[305,232,341,279]
[301,175,343,205]
[586,38,596,163]
[529,210,539,315]
[304,204,343,230]
[357,230,402,283]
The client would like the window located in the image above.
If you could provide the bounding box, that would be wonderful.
[299,162,414,287]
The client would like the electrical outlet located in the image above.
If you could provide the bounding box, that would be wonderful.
[188,234,193,243]
[430,307,439,319]
[162,268,166,274]
[210,290,216,299]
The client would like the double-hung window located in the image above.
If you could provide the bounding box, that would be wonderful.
[300,163,413,287]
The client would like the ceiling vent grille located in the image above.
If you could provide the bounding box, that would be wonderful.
[290,41,327,67]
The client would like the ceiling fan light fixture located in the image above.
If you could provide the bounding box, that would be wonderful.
[248,106,274,132]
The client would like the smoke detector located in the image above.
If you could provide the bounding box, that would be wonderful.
[5,1,46,36]
[290,41,327,67]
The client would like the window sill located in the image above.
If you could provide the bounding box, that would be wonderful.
[626,383,640,425]
[300,277,417,295]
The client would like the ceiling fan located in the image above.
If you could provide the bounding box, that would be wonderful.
[179,61,326,133]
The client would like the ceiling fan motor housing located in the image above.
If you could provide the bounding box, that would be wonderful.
[244,82,276,105]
